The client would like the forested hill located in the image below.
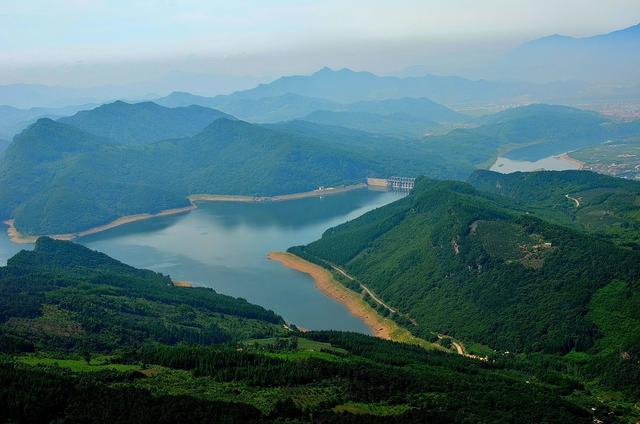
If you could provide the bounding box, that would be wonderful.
[57,100,235,144]
[0,237,284,354]
[0,116,460,235]
[468,169,640,247]
[291,177,640,356]
[0,237,618,422]
[1,102,638,236]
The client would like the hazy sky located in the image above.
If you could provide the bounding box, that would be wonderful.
[1,0,639,91]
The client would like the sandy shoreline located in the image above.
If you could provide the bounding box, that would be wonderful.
[189,183,367,203]
[268,251,437,348]
[558,154,585,170]
[4,204,197,245]
[3,184,369,245]
[173,280,194,288]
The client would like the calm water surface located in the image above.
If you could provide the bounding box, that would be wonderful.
[490,155,580,173]
[0,189,403,333]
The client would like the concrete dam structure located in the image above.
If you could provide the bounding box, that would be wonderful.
[367,176,416,191]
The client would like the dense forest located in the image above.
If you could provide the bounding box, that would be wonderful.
[1,101,638,236]
[468,169,640,247]
[0,239,630,422]
[291,177,640,410]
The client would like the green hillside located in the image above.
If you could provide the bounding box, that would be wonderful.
[301,110,441,138]
[58,101,235,144]
[0,237,284,354]
[2,103,639,236]
[0,238,623,422]
[468,169,640,247]
[345,97,465,122]
[0,117,462,235]
[291,178,640,356]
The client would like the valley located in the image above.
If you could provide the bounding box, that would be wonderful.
[2,13,640,421]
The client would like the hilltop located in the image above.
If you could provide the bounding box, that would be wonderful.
[58,101,235,144]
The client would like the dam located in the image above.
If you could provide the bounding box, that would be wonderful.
[367,176,416,191]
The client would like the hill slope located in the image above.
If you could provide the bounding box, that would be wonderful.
[0,238,614,422]
[58,101,235,144]
[301,110,441,138]
[468,169,640,247]
[2,104,638,236]
[0,117,456,235]
[291,177,640,355]
[0,237,284,354]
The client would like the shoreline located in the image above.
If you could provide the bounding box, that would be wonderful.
[558,153,585,170]
[4,204,197,245]
[173,280,194,288]
[268,251,438,349]
[4,184,369,245]
[189,183,367,203]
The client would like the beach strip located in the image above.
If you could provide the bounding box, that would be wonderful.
[4,204,196,245]
[268,251,438,349]
[5,184,369,245]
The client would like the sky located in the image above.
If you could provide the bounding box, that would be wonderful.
[1,0,639,93]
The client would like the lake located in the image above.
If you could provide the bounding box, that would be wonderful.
[490,155,580,173]
[0,189,403,333]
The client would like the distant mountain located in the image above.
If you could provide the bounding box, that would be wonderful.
[0,103,97,140]
[0,84,104,109]
[301,110,441,138]
[300,97,466,138]
[499,23,640,83]
[58,101,234,144]
[222,67,596,106]
[157,90,468,133]
[472,104,611,160]
[157,91,339,123]
[345,97,465,122]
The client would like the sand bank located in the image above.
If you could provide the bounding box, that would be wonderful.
[268,251,437,349]
[4,204,196,245]
[3,184,369,245]
[189,183,367,203]
[558,154,585,169]
[173,280,194,288]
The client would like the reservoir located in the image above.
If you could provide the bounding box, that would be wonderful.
[0,189,402,333]
[490,155,581,173]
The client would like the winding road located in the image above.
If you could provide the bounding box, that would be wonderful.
[565,194,581,207]
[330,265,397,314]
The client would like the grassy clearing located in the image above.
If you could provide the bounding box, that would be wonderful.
[18,354,140,372]
[129,367,340,414]
[333,402,411,416]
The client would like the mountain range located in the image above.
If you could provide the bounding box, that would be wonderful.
[1,101,638,236]
[499,23,640,83]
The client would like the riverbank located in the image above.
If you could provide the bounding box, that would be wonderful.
[4,184,371,245]
[268,251,437,349]
[173,280,194,288]
[4,204,197,245]
[189,183,367,203]
[558,154,585,170]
